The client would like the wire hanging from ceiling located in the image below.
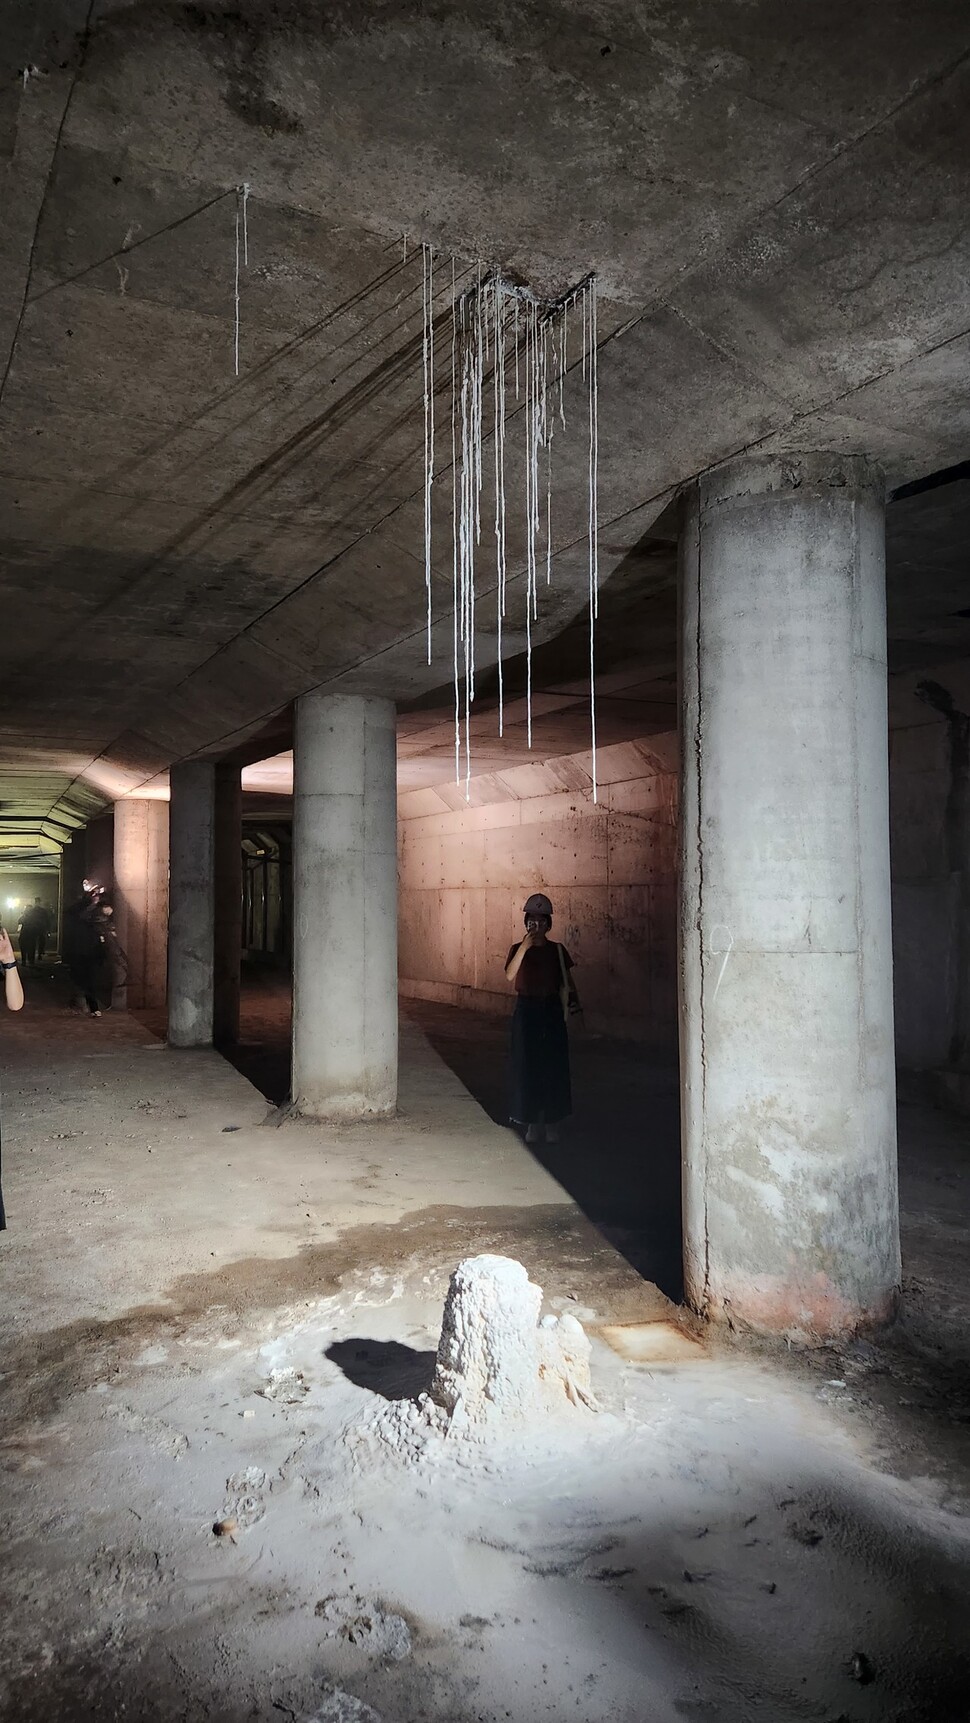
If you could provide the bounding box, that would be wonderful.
[420,261,599,803]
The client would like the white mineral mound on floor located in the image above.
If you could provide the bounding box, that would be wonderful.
[356,1255,597,1461]
[433,1254,597,1425]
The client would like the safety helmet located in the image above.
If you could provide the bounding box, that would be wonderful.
[523,892,553,920]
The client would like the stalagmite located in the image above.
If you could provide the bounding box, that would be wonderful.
[432,1255,542,1423]
[358,1255,598,1459]
[432,1255,597,1426]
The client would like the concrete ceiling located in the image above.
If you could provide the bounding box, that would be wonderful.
[2,2,970,852]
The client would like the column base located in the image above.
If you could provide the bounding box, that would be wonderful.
[292,1095,397,1124]
[687,1270,900,1345]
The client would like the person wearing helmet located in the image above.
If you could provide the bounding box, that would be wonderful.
[504,892,580,1145]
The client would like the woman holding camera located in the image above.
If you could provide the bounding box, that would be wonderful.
[505,892,580,1146]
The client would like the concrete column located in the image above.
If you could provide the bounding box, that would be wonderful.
[213,764,242,1045]
[292,692,398,1118]
[113,799,170,1010]
[168,762,215,1048]
[679,453,899,1342]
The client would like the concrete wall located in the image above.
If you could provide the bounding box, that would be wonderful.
[84,813,115,894]
[114,799,170,1011]
[398,735,678,1047]
[890,662,970,1082]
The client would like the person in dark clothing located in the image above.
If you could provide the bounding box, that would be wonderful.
[94,901,128,1006]
[0,923,25,1230]
[18,898,51,968]
[505,891,580,1146]
[63,884,106,1016]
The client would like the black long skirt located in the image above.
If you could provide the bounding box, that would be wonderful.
[509,996,571,1125]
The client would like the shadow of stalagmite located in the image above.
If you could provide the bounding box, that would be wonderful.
[326,1337,437,1401]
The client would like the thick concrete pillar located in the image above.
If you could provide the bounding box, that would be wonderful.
[113,799,169,1010]
[168,762,215,1048]
[679,454,899,1342]
[292,692,397,1118]
[213,764,242,1045]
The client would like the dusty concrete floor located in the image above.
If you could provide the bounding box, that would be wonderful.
[1,967,970,1722]
[220,967,683,1298]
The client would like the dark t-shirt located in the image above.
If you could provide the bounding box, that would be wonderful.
[63,900,102,962]
[507,940,573,999]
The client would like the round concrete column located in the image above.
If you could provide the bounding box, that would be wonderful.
[679,453,899,1342]
[168,762,215,1048]
[292,692,398,1119]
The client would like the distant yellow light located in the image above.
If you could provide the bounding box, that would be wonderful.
[5,897,18,909]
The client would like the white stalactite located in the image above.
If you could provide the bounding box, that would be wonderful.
[233,202,241,377]
[422,265,599,798]
[493,279,508,738]
[422,243,435,665]
[451,262,461,785]
[587,278,599,803]
[233,183,251,378]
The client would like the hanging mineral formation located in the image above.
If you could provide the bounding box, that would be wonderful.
[233,182,251,378]
[422,242,435,665]
[421,261,599,801]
